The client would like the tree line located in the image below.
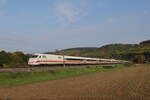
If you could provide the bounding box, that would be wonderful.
[112,52,150,64]
[0,51,30,68]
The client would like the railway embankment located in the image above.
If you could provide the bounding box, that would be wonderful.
[0,64,125,88]
[0,63,121,73]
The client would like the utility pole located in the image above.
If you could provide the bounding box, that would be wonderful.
[63,55,65,68]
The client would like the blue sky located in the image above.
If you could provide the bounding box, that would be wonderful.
[0,0,150,53]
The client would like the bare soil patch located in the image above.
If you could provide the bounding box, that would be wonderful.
[0,65,149,100]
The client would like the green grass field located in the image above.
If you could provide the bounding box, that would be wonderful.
[0,64,126,88]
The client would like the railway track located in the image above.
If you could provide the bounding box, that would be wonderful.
[0,63,120,73]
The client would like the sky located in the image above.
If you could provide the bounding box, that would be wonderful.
[0,0,150,53]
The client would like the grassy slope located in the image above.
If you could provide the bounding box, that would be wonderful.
[0,65,125,88]
[97,44,136,57]
[51,44,137,57]
[119,45,150,54]
[50,42,150,58]
[51,47,99,57]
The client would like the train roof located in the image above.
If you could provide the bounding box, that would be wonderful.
[32,53,100,60]
[32,53,120,61]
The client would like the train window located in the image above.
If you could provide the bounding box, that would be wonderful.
[58,56,62,59]
[66,58,84,61]
[39,56,42,58]
[31,55,38,58]
[43,56,46,58]
[86,59,97,61]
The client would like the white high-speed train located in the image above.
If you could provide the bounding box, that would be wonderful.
[28,53,121,66]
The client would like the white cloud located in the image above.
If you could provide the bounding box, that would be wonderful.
[55,2,76,23]
[54,0,88,24]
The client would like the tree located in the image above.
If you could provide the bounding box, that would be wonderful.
[0,51,30,67]
[0,51,11,66]
[132,55,146,63]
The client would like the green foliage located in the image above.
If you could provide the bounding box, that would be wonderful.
[0,51,30,68]
[0,65,125,88]
[117,45,150,63]
[132,55,146,63]
[139,40,150,46]
[0,51,11,66]
[52,47,99,57]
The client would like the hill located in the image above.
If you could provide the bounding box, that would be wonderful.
[139,40,150,46]
[49,44,136,57]
[49,40,150,63]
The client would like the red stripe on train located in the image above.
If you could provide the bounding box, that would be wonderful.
[30,61,101,63]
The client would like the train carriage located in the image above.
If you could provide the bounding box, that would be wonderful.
[28,53,121,66]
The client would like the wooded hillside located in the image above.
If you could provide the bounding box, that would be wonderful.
[0,40,149,67]
[51,40,150,63]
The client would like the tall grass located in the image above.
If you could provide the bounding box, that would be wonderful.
[0,64,125,88]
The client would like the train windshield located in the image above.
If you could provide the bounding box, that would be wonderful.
[31,55,38,58]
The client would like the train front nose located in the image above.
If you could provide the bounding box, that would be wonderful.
[28,58,38,65]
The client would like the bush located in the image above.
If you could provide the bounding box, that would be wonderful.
[132,55,146,63]
[0,51,29,68]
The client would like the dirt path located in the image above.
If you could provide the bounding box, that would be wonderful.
[0,65,149,100]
